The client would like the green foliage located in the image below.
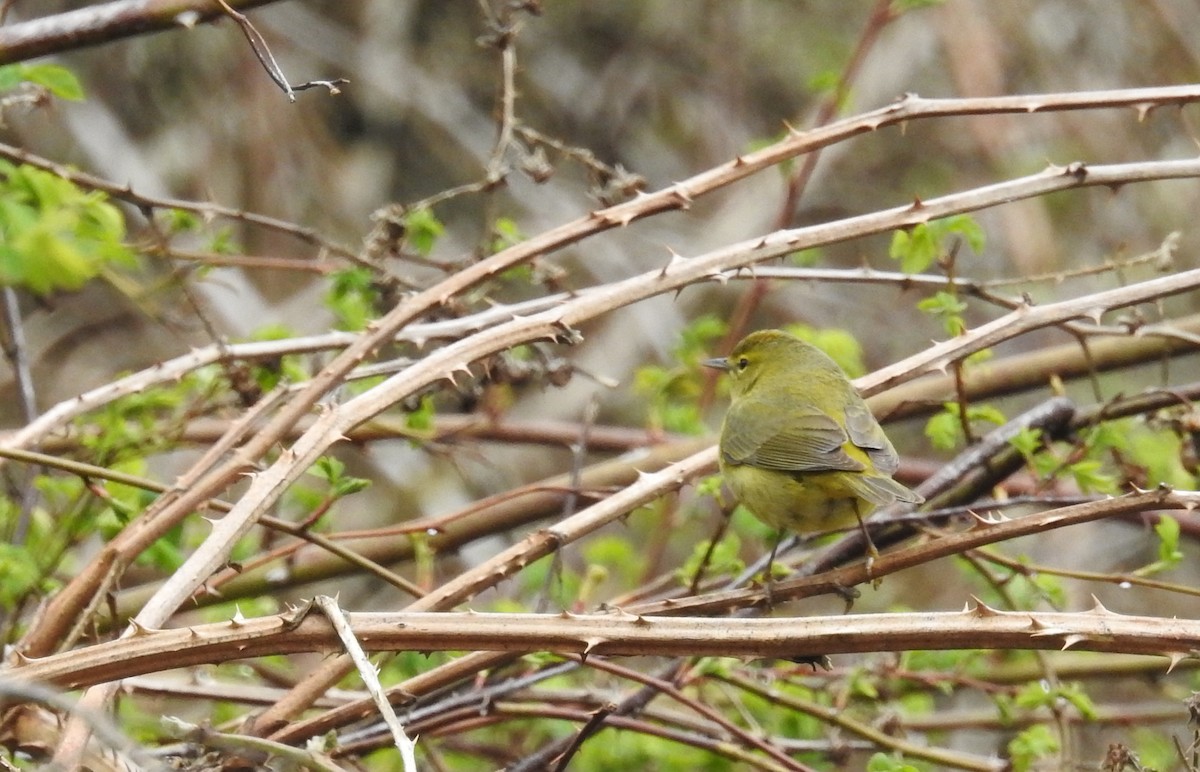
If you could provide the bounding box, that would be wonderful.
[787,247,823,266]
[1065,458,1118,495]
[694,473,724,500]
[565,728,722,769]
[490,216,524,254]
[309,455,372,498]
[1005,561,1068,609]
[76,368,215,465]
[889,215,984,274]
[583,535,643,586]
[891,0,947,12]
[405,394,437,434]
[676,531,744,585]
[0,63,84,100]
[782,323,867,377]
[0,541,43,611]
[0,160,135,294]
[1008,724,1059,772]
[1090,417,1195,490]
[1013,681,1097,719]
[288,455,371,527]
[1130,726,1177,771]
[867,753,922,772]
[916,290,968,336]
[243,324,310,390]
[1133,514,1182,577]
[326,266,379,330]
[924,402,1007,451]
[634,315,728,434]
[404,207,445,255]
[1007,427,1044,461]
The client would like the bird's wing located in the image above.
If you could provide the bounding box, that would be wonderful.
[843,401,900,475]
[843,402,924,504]
[721,394,865,473]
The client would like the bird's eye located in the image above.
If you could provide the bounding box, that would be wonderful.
[737,357,750,370]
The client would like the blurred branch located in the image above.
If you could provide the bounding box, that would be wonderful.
[213,0,347,101]
[0,0,283,64]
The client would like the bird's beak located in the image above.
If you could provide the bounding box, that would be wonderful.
[702,356,730,371]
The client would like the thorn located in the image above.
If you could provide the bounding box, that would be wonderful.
[968,596,1001,617]
[1028,621,1072,638]
[659,249,687,277]
[670,186,693,209]
[127,619,155,637]
[1088,595,1114,615]
[1059,634,1086,650]
[966,509,1005,525]
[7,650,35,666]
[581,637,606,657]
[596,207,636,227]
[1165,652,1189,673]
[783,120,801,137]
[230,606,246,627]
[909,196,924,210]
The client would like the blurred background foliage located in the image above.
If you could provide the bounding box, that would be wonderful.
[2,1,1200,769]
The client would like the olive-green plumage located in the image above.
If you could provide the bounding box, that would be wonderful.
[705,330,922,538]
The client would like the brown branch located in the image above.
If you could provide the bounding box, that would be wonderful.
[0,0,284,64]
[9,590,1200,690]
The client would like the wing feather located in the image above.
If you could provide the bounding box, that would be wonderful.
[721,393,864,473]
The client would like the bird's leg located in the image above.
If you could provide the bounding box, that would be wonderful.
[854,503,880,581]
[762,530,786,608]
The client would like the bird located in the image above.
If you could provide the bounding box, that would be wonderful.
[704,329,923,585]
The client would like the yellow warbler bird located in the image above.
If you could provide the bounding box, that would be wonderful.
[704,329,922,573]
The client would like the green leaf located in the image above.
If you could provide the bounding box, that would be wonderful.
[1008,724,1059,772]
[490,216,524,253]
[924,408,961,451]
[20,64,84,101]
[924,402,1006,451]
[0,162,133,294]
[676,531,743,584]
[866,753,920,772]
[890,215,984,274]
[1154,515,1182,567]
[325,267,378,330]
[0,543,43,610]
[889,226,939,274]
[1067,459,1117,495]
[1008,427,1043,460]
[405,207,445,255]
[1136,514,1183,577]
[917,290,968,336]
